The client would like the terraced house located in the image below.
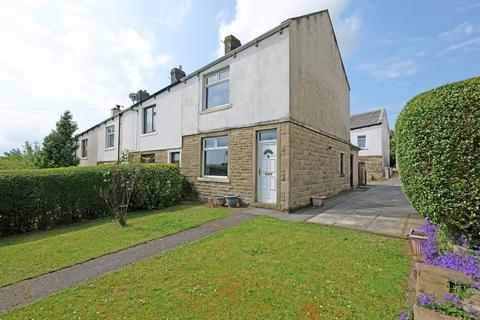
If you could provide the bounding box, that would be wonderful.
[76,10,359,211]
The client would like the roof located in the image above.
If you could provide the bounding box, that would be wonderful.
[350,109,384,130]
[77,9,349,137]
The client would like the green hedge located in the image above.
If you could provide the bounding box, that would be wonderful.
[395,77,480,243]
[0,164,183,237]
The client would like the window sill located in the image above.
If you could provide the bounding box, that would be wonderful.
[140,131,157,137]
[80,157,88,160]
[104,147,115,151]
[200,103,231,115]
[197,176,229,183]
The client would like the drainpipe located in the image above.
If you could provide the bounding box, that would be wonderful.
[117,113,122,162]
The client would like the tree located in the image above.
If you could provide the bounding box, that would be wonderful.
[98,165,139,226]
[41,111,79,168]
[0,141,42,170]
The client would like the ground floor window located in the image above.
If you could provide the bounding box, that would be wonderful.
[141,153,155,163]
[340,153,345,176]
[169,151,180,166]
[203,136,228,176]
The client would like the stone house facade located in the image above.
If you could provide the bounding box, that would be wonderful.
[350,109,390,181]
[76,10,359,211]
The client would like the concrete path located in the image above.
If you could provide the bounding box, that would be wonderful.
[305,176,423,238]
[0,213,254,313]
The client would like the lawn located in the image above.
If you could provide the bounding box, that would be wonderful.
[2,217,411,320]
[0,205,230,287]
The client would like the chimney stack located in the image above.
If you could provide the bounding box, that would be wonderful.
[111,105,122,117]
[224,35,241,55]
[170,65,186,83]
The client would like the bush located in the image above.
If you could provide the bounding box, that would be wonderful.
[395,77,480,244]
[0,164,183,236]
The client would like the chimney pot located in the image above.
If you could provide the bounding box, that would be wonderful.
[111,105,122,117]
[224,35,241,55]
[170,66,186,84]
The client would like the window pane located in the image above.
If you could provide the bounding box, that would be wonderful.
[204,138,215,148]
[219,69,229,80]
[170,152,180,165]
[204,149,228,176]
[217,136,229,147]
[206,81,229,108]
[259,130,277,141]
[357,136,366,148]
[144,107,155,133]
[206,74,217,85]
[141,154,155,163]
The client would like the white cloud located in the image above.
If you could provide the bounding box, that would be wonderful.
[443,36,480,54]
[215,0,361,57]
[439,22,476,40]
[0,1,173,153]
[356,59,419,81]
[157,0,192,26]
[457,2,480,12]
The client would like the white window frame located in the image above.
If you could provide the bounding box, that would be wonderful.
[357,135,366,149]
[81,139,88,158]
[203,67,230,111]
[105,125,115,149]
[202,136,229,177]
[168,150,182,166]
[142,105,156,134]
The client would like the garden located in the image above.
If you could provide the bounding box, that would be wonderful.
[1,217,411,319]
[396,77,480,319]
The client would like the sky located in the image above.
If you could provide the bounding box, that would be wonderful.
[0,0,479,153]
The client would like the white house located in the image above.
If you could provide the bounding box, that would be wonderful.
[76,10,360,211]
[350,109,390,181]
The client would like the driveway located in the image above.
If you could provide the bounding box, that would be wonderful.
[303,176,424,238]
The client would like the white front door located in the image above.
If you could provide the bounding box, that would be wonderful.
[257,135,277,204]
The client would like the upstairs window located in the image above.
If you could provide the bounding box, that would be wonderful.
[81,139,88,158]
[105,126,115,148]
[357,135,366,148]
[204,68,229,109]
[143,106,156,134]
[203,136,228,176]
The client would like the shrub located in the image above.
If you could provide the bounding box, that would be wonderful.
[0,164,183,236]
[395,77,480,244]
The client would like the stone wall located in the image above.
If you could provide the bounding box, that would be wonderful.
[181,122,290,210]
[359,156,384,181]
[129,150,168,163]
[288,122,357,210]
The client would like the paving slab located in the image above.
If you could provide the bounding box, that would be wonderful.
[306,175,424,238]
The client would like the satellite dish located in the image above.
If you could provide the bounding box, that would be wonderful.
[129,93,138,103]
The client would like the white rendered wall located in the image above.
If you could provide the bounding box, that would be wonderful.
[181,29,290,135]
[350,125,383,157]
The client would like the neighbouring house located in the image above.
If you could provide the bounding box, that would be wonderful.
[76,10,359,211]
[350,109,390,182]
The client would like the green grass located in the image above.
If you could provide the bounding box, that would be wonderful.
[0,205,230,287]
[2,217,411,320]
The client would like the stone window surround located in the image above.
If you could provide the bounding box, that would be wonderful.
[191,123,283,205]
[201,135,229,179]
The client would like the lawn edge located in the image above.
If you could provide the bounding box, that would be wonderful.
[0,209,232,289]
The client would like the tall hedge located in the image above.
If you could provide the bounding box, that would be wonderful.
[0,164,182,236]
[395,77,480,244]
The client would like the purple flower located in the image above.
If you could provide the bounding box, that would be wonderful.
[420,221,480,282]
